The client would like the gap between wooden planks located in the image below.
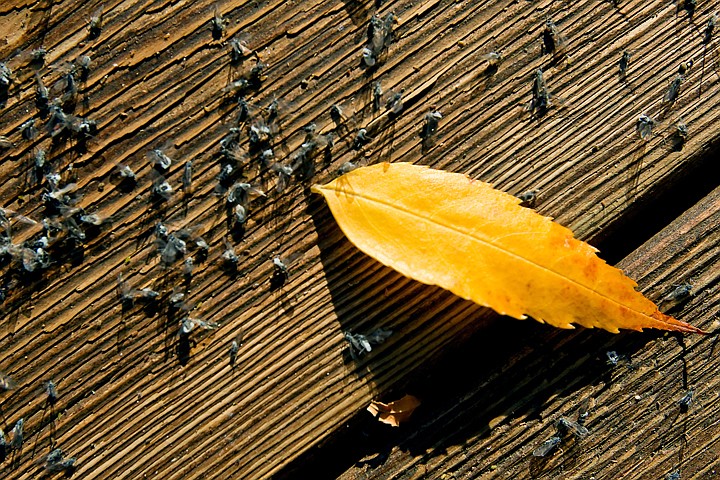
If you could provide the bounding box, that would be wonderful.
[0,0,718,478]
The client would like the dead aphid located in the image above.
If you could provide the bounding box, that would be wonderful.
[677,389,693,412]
[385,90,404,114]
[636,114,654,140]
[330,104,345,125]
[148,149,172,171]
[211,5,226,39]
[157,233,187,266]
[373,81,383,111]
[704,14,717,45]
[182,161,193,194]
[517,189,539,206]
[183,257,194,277]
[619,51,630,76]
[45,448,76,473]
[556,417,589,439]
[1,371,16,391]
[664,282,693,302]
[483,51,502,67]
[420,111,442,140]
[344,328,393,358]
[664,74,683,103]
[115,163,136,182]
[229,37,253,64]
[20,119,38,140]
[532,436,562,457]
[10,418,24,450]
[77,54,91,81]
[271,163,293,192]
[44,380,58,404]
[605,350,625,366]
[542,17,568,57]
[271,256,288,286]
[362,13,396,67]
[222,239,239,266]
[0,135,13,149]
[337,161,357,175]
[229,339,240,367]
[354,128,370,149]
[88,5,104,39]
[529,68,550,115]
[180,316,219,335]
[0,62,12,87]
[671,122,688,151]
[684,0,696,18]
[34,73,49,114]
[151,175,174,202]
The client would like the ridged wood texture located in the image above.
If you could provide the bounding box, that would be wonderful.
[338,184,720,480]
[0,0,718,478]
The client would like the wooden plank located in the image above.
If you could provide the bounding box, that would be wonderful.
[333,184,720,479]
[0,0,718,478]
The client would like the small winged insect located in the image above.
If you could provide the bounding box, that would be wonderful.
[44,380,58,404]
[354,128,370,149]
[665,471,681,480]
[684,0,696,18]
[532,436,562,457]
[229,37,253,64]
[337,161,357,175]
[157,233,187,266]
[180,316,219,335]
[247,60,266,88]
[35,73,49,114]
[672,122,688,151]
[420,110,442,140]
[1,371,16,391]
[517,189,539,207]
[636,114,654,140]
[29,47,47,67]
[79,212,107,226]
[606,350,624,366]
[148,148,172,171]
[152,174,174,202]
[223,78,250,96]
[483,51,502,68]
[0,62,12,88]
[362,13,395,67]
[229,333,243,367]
[271,256,289,287]
[385,90,404,114]
[619,51,630,77]
[117,274,159,307]
[704,14,717,45]
[20,119,38,140]
[222,239,239,267]
[373,81,383,111]
[677,389,693,412]
[271,162,293,192]
[77,54,91,81]
[45,448,76,473]
[542,17,568,57]
[344,328,393,359]
[88,5,104,39]
[664,74,683,103]
[330,105,345,125]
[211,5,226,39]
[664,282,692,302]
[115,163,136,182]
[10,418,24,450]
[182,161,193,195]
[555,417,589,439]
[530,68,550,115]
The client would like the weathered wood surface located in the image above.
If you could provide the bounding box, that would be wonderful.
[333,183,720,480]
[0,0,718,478]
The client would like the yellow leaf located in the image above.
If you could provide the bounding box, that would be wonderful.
[367,394,421,427]
[312,163,704,334]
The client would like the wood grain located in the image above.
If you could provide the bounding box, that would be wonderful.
[0,0,718,478]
